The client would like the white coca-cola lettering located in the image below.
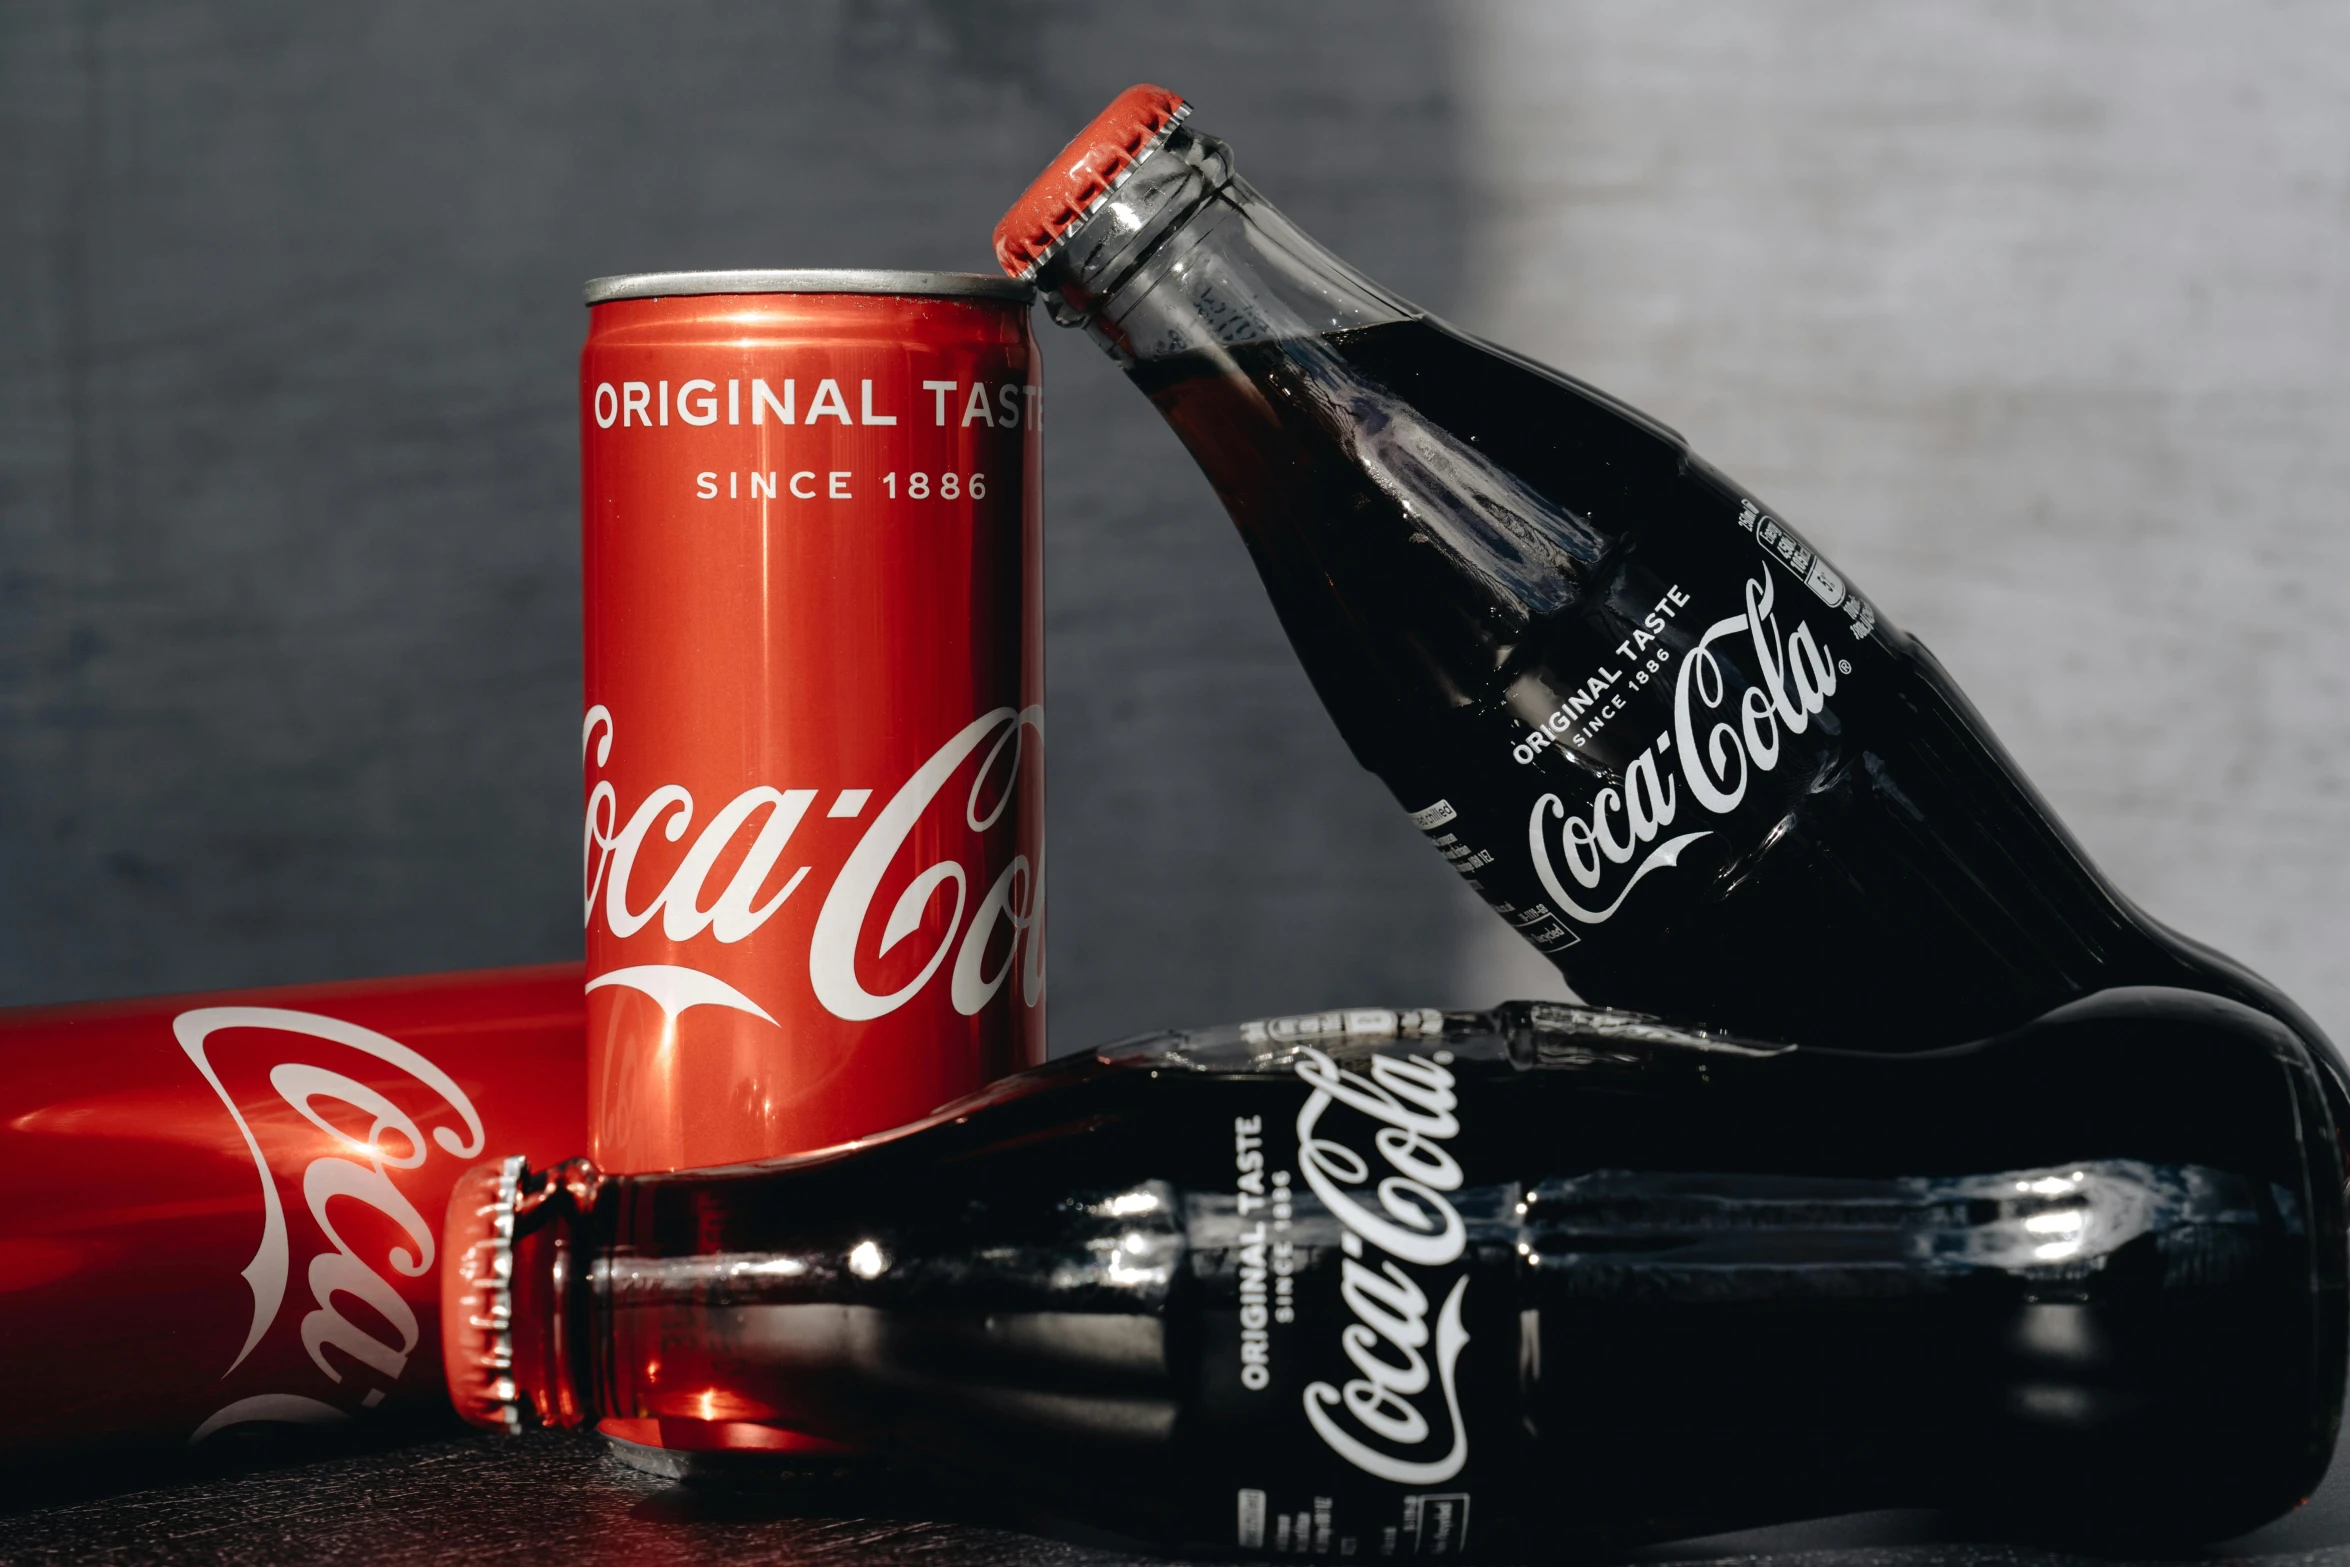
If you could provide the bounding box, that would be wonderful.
[1528,751,1709,925]
[277,1063,436,1387]
[177,1008,485,1439]
[585,703,1043,1025]
[1294,1048,1472,1486]
[950,853,1037,1016]
[583,710,821,947]
[1674,571,1835,813]
[810,705,1041,1021]
[188,1393,351,1444]
[584,964,777,1025]
[1527,570,1839,926]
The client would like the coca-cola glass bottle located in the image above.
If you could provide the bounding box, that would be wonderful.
[447,992,2345,1555]
[992,88,2342,1089]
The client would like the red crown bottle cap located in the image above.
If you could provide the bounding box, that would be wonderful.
[441,1155,526,1433]
[993,84,1190,282]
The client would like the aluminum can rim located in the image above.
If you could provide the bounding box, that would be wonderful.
[583,269,1034,306]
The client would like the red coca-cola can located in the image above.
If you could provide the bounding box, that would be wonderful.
[578,270,1044,1459]
[0,964,583,1454]
[579,272,1044,1166]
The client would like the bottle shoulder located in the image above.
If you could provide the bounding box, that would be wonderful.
[1415,315,1690,452]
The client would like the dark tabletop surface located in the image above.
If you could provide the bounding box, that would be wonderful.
[9,1424,2350,1567]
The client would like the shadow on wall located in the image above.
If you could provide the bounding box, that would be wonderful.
[0,1,1554,1042]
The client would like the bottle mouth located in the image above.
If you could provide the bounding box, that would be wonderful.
[441,1155,530,1434]
[993,84,1191,283]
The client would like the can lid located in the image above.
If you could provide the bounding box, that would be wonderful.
[583,270,1032,306]
[441,1155,527,1434]
[992,84,1190,283]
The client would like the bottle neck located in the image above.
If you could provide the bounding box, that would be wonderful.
[1033,125,1420,371]
[1032,119,1602,733]
[444,1155,601,1434]
[478,1128,1186,1456]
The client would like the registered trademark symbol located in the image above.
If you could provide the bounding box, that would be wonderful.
[1838,660,1852,675]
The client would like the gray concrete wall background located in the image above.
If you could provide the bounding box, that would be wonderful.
[0,1,1508,1044]
[1,1,2340,1052]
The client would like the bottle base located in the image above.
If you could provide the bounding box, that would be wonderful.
[598,1419,861,1486]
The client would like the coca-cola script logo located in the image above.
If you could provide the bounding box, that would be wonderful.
[1294,1047,1471,1485]
[1529,570,1839,925]
[581,703,1044,1025]
[179,1008,484,1442]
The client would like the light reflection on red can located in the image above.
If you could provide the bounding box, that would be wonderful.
[0,964,584,1454]
[578,270,1045,1175]
[579,271,1045,1458]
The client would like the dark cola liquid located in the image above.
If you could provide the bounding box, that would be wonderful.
[513,993,2343,1556]
[1129,320,2331,1066]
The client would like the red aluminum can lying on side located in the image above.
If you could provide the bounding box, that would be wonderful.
[578,269,1046,1457]
[0,964,583,1454]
